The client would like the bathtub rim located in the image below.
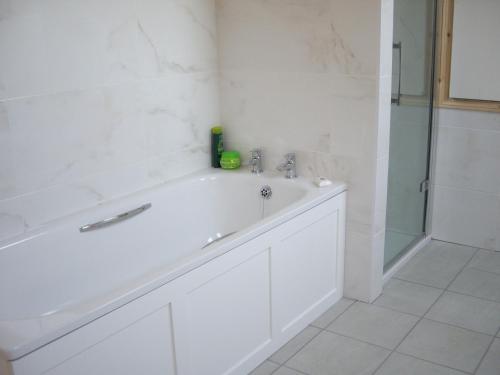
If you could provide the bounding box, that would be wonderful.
[0,169,346,361]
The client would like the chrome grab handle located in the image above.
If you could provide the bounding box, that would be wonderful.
[79,203,152,233]
[392,41,402,106]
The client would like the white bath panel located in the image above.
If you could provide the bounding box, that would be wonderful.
[183,249,271,375]
[44,306,176,375]
[273,210,340,332]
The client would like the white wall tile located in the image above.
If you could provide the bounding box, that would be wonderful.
[432,185,500,251]
[432,108,500,250]
[0,0,220,240]
[217,0,389,301]
[434,125,500,194]
[0,0,218,99]
[216,0,381,76]
[438,108,500,132]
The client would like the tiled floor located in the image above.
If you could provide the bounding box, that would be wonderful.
[251,240,500,375]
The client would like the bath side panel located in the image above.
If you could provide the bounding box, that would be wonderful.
[14,306,176,375]
[273,196,344,333]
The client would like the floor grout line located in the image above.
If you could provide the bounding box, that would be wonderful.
[421,317,496,337]
[466,266,500,277]
[430,239,493,253]
[308,299,356,330]
[388,276,445,291]
[472,325,500,375]
[392,267,500,305]
[318,328,395,351]
[371,247,483,375]
[363,300,499,336]
[269,300,359,374]
[369,300,428,318]
[441,288,500,304]
[271,325,324,367]
[391,350,473,374]
[281,364,309,375]
[261,242,499,375]
[390,275,448,290]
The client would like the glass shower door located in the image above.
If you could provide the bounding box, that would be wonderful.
[384,0,437,270]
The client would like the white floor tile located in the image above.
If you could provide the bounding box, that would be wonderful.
[310,298,354,329]
[374,352,466,375]
[374,279,442,316]
[468,249,500,275]
[270,326,320,364]
[448,268,500,302]
[476,338,500,375]
[273,367,305,375]
[425,291,500,335]
[258,241,500,375]
[287,331,390,375]
[397,319,491,373]
[249,360,280,375]
[395,241,476,288]
[327,302,419,349]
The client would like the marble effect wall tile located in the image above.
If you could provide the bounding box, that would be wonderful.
[216,0,380,76]
[217,0,391,301]
[0,0,220,241]
[0,0,218,99]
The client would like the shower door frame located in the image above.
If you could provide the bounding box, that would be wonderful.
[383,0,439,275]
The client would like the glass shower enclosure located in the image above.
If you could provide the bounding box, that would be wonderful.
[384,0,437,270]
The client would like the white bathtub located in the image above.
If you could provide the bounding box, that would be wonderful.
[0,169,346,375]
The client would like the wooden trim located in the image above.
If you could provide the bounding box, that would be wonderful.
[437,0,500,112]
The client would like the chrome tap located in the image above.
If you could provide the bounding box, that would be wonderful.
[277,153,297,179]
[249,148,264,174]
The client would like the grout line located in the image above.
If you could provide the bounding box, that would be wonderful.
[472,326,500,374]
[442,289,500,304]
[466,266,500,277]
[372,247,482,374]
[320,299,358,328]
[370,300,427,318]
[391,276,448,289]
[443,289,500,305]
[318,329,394,352]
[391,351,473,374]
[309,299,356,330]
[272,326,324,366]
[420,317,495,337]
[431,239,499,254]
[266,300,360,373]
[367,299,496,339]
[268,244,499,375]
[387,276,445,291]
[280,364,309,375]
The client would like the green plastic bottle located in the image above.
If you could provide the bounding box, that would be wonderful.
[211,126,224,168]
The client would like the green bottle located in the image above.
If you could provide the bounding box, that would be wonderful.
[211,126,224,168]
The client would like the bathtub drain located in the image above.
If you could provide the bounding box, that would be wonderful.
[260,185,272,200]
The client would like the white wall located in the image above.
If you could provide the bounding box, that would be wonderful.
[0,0,220,241]
[217,0,393,302]
[432,108,500,251]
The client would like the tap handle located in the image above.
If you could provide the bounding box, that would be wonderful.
[251,148,263,158]
[284,152,295,162]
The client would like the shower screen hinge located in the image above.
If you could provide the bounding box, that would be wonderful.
[419,179,430,193]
